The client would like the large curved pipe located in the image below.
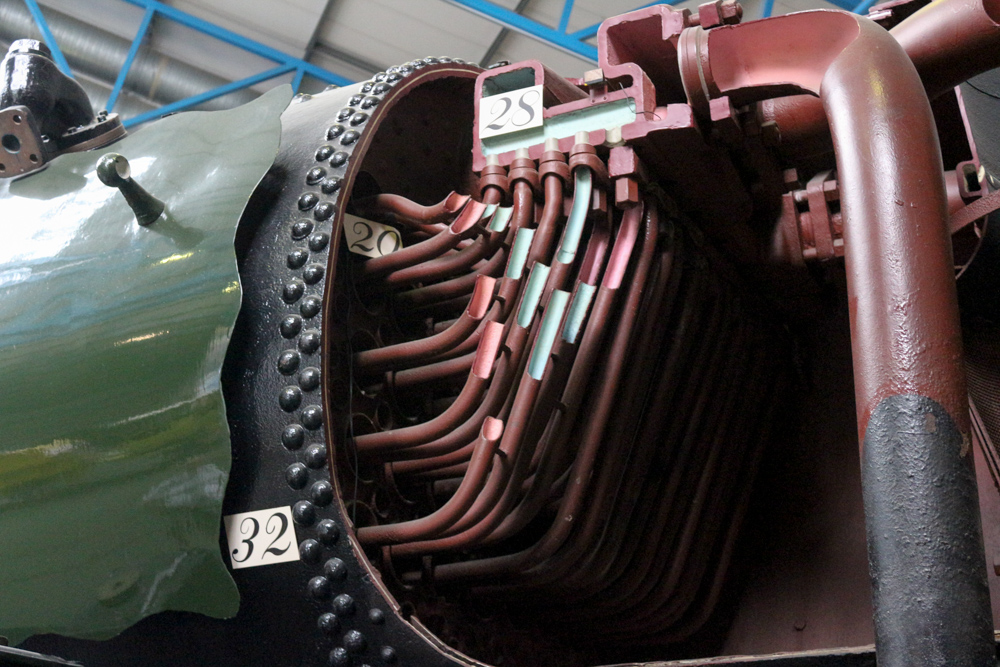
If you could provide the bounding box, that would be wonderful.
[680,10,991,665]
[762,0,1000,151]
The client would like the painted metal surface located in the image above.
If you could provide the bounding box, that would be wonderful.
[0,84,290,644]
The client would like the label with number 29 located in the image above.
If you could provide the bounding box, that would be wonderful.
[224,506,299,569]
[479,84,544,139]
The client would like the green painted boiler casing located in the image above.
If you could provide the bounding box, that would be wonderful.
[0,86,290,644]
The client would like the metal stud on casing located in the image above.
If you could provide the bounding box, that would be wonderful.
[96,153,165,226]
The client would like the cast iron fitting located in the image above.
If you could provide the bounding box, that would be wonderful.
[479,161,510,201]
[538,149,571,185]
[508,154,541,194]
[568,139,609,187]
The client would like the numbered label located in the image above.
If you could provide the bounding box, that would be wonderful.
[224,506,298,569]
[343,214,403,259]
[479,84,544,139]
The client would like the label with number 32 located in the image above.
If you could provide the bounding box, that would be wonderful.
[224,506,299,569]
[479,84,544,139]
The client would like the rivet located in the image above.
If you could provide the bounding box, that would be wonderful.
[336,108,353,121]
[318,612,340,634]
[340,130,360,145]
[327,124,346,139]
[361,82,374,93]
[299,329,321,354]
[438,56,453,63]
[311,480,334,506]
[333,593,355,616]
[379,646,396,663]
[282,424,306,450]
[321,177,342,194]
[280,314,303,339]
[386,72,401,82]
[328,647,350,667]
[287,249,309,269]
[279,385,302,412]
[330,151,349,168]
[348,94,364,107]
[372,83,390,95]
[298,192,319,211]
[277,350,301,375]
[349,113,368,126]
[303,263,325,285]
[308,575,332,600]
[373,73,386,82]
[286,462,309,489]
[343,630,366,654]
[301,405,324,430]
[304,443,327,468]
[423,57,438,65]
[282,279,305,304]
[386,66,399,74]
[299,538,322,563]
[368,608,385,625]
[317,519,340,545]
[293,500,317,526]
[315,145,334,161]
[314,202,335,221]
[360,96,379,110]
[306,167,327,185]
[325,557,348,581]
[309,232,330,252]
[292,220,315,240]
[299,366,321,391]
[300,296,322,319]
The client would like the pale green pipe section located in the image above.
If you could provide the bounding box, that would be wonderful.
[562,282,596,344]
[506,227,535,279]
[517,262,550,328]
[489,205,513,232]
[557,168,592,265]
[529,289,569,380]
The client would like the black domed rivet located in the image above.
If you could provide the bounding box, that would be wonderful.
[278,350,301,375]
[368,608,385,625]
[424,57,438,65]
[293,500,317,526]
[298,193,319,211]
[327,124,346,139]
[303,263,325,285]
[316,145,334,161]
[314,202,335,221]
[318,612,340,634]
[306,167,327,184]
[304,443,327,468]
[321,177,342,194]
[299,538,322,563]
[330,151,349,168]
[279,385,302,412]
[282,279,305,304]
[343,630,366,654]
[386,72,401,82]
[379,646,396,663]
[300,296,322,319]
[286,462,309,489]
[340,130,360,145]
[325,557,348,581]
[361,82,373,93]
[299,367,321,391]
[311,480,333,506]
[301,405,324,430]
[283,424,306,450]
[280,315,303,339]
[308,575,332,600]
[336,108,353,121]
[361,97,379,110]
[386,66,399,74]
[373,83,390,94]
[348,113,368,127]
[373,72,386,82]
[317,519,340,545]
[287,249,309,269]
[328,647,350,667]
[333,593,355,617]
[299,329,321,354]
[348,94,364,107]
[292,219,314,240]
[309,232,330,252]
